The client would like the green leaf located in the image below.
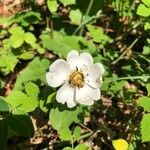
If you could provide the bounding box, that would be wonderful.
[15,11,41,26]
[40,32,63,56]
[147,38,150,44]
[87,25,111,44]
[49,104,80,131]
[25,82,40,98]
[59,128,72,141]
[9,26,24,36]
[0,53,18,75]
[146,83,150,96]
[0,16,14,26]
[74,144,89,150]
[141,114,150,142]
[142,0,150,7]
[69,9,82,25]
[73,126,81,141]
[36,46,46,54]
[6,90,38,113]
[142,46,150,55]
[41,32,96,58]
[8,27,25,48]
[137,4,150,17]
[17,51,35,60]
[63,147,72,150]
[144,22,150,30]
[10,35,24,48]
[14,57,50,90]
[128,143,135,150]
[59,0,76,6]
[0,79,5,89]
[47,0,58,13]
[47,92,56,103]
[0,97,9,113]
[0,119,8,150]
[24,32,36,45]
[0,12,41,27]
[7,115,34,137]
[139,96,150,111]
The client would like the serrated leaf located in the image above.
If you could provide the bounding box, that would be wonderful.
[6,115,34,137]
[73,126,81,141]
[59,128,72,141]
[0,97,9,113]
[137,4,150,17]
[17,51,35,60]
[24,32,36,45]
[15,11,41,26]
[10,35,24,48]
[0,11,41,27]
[0,119,8,150]
[74,144,89,150]
[6,90,38,113]
[9,26,24,36]
[142,46,150,55]
[59,0,76,6]
[141,114,150,142]
[144,22,150,30]
[69,9,82,25]
[47,0,58,13]
[41,32,96,58]
[14,57,50,90]
[0,16,14,26]
[0,53,18,75]
[139,96,150,111]
[87,25,111,44]
[25,82,40,98]
[142,0,150,7]
[49,104,80,131]
[40,32,64,56]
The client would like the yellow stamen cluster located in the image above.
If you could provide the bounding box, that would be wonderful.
[69,71,84,88]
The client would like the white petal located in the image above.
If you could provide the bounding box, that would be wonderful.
[46,61,71,88]
[67,50,79,70]
[77,52,93,71]
[84,63,104,88]
[56,83,77,108]
[76,84,95,105]
[88,63,104,80]
[80,52,93,64]
[93,88,101,101]
[67,50,79,61]
[97,63,105,75]
[67,50,93,71]
[49,59,66,72]
[85,76,99,88]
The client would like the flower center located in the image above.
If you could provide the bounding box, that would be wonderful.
[69,71,84,88]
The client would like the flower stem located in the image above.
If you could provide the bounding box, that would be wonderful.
[111,38,138,65]
[108,75,150,83]
[71,136,74,150]
[79,0,94,36]
[73,15,97,35]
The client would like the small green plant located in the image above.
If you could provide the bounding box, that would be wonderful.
[0,0,150,149]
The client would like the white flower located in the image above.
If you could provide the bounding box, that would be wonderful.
[46,50,104,108]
